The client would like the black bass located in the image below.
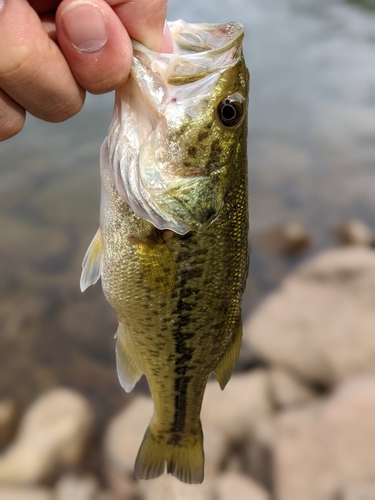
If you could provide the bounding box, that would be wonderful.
[81,20,249,484]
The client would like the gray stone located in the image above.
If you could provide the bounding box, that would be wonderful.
[0,400,18,447]
[269,367,317,408]
[340,482,375,500]
[96,493,116,500]
[104,395,153,473]
[246,418,275,489]
[214,471,270,500]
[273,376,375,500]
[202,370,273,441]
[55,474,99,500]
[103,395,152,496]
[202,370,273,479]
[334,219,374,247]
[0,389,93,485]
[0,487,52,500]
[138,474,212,500]
[244,248,375,386]
[257,222,312,256]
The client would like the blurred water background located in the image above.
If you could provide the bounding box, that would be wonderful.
[1,0,375,498]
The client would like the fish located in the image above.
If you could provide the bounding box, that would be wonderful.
[80,20,249,484]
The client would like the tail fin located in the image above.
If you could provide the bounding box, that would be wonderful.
[134,423,204,484]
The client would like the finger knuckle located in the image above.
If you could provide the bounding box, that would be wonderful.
[0,44,36,85]
[0,110,25,141]
[42,96,84,123]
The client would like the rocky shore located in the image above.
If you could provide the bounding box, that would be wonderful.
[2,240,375,500]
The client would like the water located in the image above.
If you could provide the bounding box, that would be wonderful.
[0,0,374,417]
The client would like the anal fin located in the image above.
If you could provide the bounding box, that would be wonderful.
[80,227,103,292]
[214,319,242,390]
[116,326,143,393]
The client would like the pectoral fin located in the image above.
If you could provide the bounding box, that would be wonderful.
[214,319,242,390]
[131,229,177,293]
[80,228,103,292]
[116,326,143,393]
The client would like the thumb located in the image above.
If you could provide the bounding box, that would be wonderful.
[56,0,133,94]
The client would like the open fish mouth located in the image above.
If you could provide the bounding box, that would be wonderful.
[105,20,247,235]
[133,21,245,85]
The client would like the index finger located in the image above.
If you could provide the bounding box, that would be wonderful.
[108,0,171,52]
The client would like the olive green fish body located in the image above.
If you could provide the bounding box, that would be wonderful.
[81,20,249,484]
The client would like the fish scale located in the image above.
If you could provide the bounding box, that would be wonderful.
[80,20,249,484]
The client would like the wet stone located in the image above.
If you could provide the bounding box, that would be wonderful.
[214,471,270,500]
[244,248,375,386]
[139,474,212,500]
[54,474,99,500]
[334,218,374,247]
[273,376,375,500]
[256,222,312,256]
[0,388,94,485]
[0,488,52,500]
[0,400,18,448]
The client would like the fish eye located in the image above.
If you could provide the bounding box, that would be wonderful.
[217,94,244,127]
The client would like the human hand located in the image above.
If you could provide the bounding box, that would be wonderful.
[0,0,172,141]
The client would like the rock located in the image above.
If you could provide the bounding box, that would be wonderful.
[55,474,99,500]
[103,466,138,500]
[0,400,18,447]
[269,367,316,409]
[202,370,273,441]
[339,482,375,500]
[245,418,275,490]
[334,219,374,247]
[96,493,116,500]
[138,474,212,500]
[256,222,312,256]
[201,370,273,478]
[214,471,270,500]
[103,395,152,496]
[244,248,375,386]
[273,376,375,500]
[0,487,52,500]
[0,388,93,485]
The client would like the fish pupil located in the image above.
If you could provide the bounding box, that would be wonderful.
[217,97,243,127]
[222,102,236,120]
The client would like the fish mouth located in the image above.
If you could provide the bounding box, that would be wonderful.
[133,21,244,57]
[132,21,245,86]
[168,21,244,57]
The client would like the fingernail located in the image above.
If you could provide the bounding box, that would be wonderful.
[61,0,107,53]
[0,0,4,12]
[160,21,173,54]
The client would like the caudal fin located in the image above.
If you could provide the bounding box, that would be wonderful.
[134,423,204,484]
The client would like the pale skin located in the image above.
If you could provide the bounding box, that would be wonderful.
[0,0,172,141]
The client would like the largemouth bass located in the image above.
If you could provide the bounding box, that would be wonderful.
[81,20,249,484]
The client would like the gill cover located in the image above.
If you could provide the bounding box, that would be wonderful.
[104,20,246,234]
